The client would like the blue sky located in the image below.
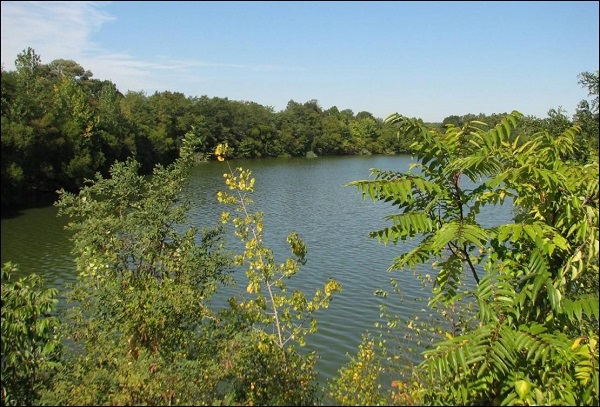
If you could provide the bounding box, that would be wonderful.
[1,1,598,122]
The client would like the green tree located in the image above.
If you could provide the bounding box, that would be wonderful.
[312,114,349,155]
[92,79,136,166]
[120,90,165,172]
[578,70,599,114]
[14,47,44,99]
[52,75,105,188]
[46,59,92,81]
[573,99,599,158]
[350,115,379,154]
[44,131,235,405]
[276,99,324,156]
[1,48,62,207]
[1,48,119,207]
[345,111,599,405]
[574,70,599,158]
[1,263,62,406]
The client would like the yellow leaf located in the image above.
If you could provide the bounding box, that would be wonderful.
[515,380,531,400]
[571,337,583,350]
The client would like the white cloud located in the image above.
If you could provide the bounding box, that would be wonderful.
[1,1,113,67]
[1,1,202,93]
[1,1,306,96]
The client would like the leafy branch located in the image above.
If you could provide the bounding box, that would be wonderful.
[214,143,342,351]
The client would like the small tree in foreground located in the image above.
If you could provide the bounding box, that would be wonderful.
[339,111,598,405]
[214,143,342,405]
[43,131,236,405]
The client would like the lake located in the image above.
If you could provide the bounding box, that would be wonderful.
[0,154,513,387]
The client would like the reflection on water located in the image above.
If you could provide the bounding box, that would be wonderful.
[1,154,513,385]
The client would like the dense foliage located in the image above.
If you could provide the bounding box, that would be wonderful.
[344,111,599,405]
[40,131,234,405]
[1,263,62,406]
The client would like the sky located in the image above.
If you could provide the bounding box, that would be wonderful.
[1,1,598,122]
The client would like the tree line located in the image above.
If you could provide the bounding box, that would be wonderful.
[0,48,405,209]
[2,47,597,210]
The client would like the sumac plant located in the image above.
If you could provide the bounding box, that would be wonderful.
[348,111,599,405]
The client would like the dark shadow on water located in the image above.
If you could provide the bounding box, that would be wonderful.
[1,191,60,219]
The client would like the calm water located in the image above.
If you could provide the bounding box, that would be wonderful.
[1,154,512,386]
